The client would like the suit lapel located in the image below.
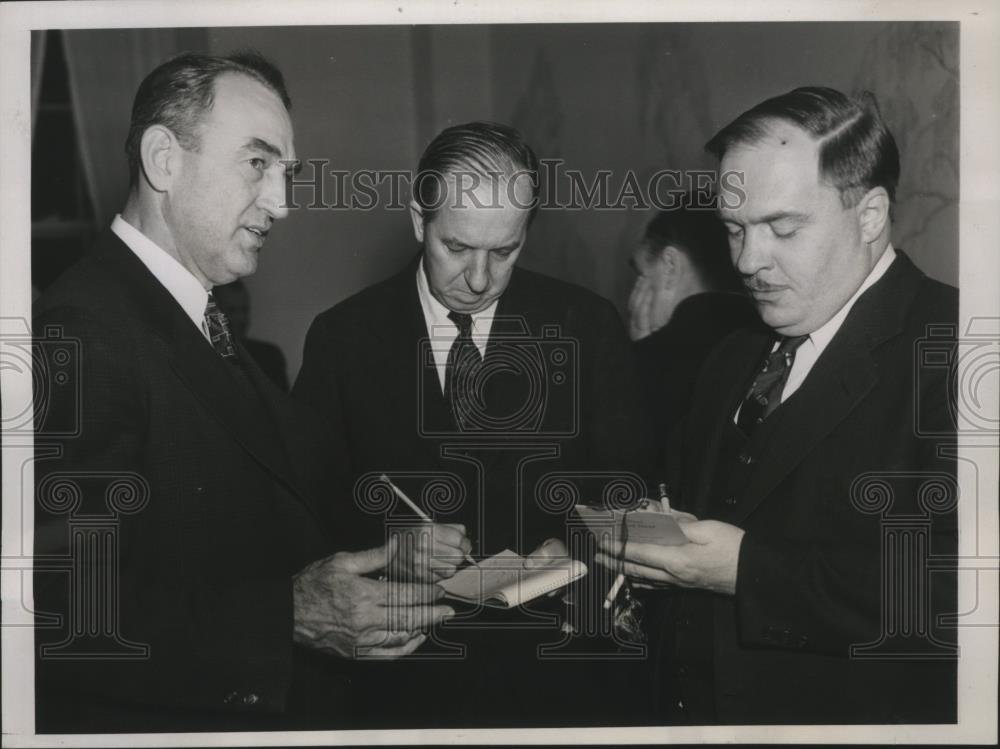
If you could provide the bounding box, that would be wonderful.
[100,234,315,513]
[730,251,925,524]
[367,259,456,472]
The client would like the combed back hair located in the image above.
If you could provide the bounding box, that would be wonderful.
[413,121,540,222]
[642,193,743,292]
[125,50,291,188]
[704,86,900,207]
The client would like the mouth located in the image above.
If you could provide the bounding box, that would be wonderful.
[243,225,270,246]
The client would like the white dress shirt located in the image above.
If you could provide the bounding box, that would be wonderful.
[111,214,211,341]
[415,258,498,392]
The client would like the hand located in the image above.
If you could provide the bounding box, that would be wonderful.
[389,522,472,582]
[627,275,656,341]
[595,519,745,595]
[293,537,454,659]
[524,537,568,570]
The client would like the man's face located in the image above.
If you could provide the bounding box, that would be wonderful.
[718,122,869,336]
[164,73,295,288]
[412,174,532,314]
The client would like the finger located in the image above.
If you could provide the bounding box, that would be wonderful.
[429,561,457,580]
[620,540,691,571]
[620,559,680,585]
[429,525,472,556]
[356,629,424,649]
[334,536,399,575]
[593,551,617,570]
[361,633,428,659]
[383,580,446,605]
[384,603,455,631]
[671,510,698,524]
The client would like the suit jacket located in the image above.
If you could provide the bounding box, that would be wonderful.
[32,232,343,732]
[293,258,658,727]
[633,291,762,457]
[294,257,655,554]
[667,251,958,724]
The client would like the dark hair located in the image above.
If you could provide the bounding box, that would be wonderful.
[642,194,742,292]
[413,121,539,222]
[705,86,899,206]
[125,50,291,188]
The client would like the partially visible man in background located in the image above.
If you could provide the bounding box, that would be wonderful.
[628,195,760,454]
[33,51,449,733]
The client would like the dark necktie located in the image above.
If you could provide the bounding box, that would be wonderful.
[444,311,483,425]
[204,291,239,361]
[736,335,808,434]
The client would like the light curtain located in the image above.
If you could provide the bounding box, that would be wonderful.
[62,29,208,229]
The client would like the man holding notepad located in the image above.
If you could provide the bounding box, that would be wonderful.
[294,121,655,726]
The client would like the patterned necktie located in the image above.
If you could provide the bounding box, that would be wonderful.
[736,335,808,434]
[444,311,483,424]
[204,291,239,361]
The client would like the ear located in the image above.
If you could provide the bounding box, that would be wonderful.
[139,125,179,193]
[408,199,426,243]
[856,186,890,244]
[654,245,680,287]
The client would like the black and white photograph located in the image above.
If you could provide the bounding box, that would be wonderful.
[1,0,997,745]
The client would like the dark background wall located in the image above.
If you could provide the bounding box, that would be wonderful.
[37,22,959,380]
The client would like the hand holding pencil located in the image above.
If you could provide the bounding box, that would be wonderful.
[380,475,478,583]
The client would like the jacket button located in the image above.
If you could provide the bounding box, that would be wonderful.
[724,496,737,505]
[737,453,753,465]
[223,691,238,704]
[243,693,260,706]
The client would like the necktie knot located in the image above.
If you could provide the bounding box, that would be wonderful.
[448,311,474,338]
[204,291,238,361]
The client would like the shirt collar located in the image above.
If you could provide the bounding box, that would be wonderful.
[807,243,897,354]
[111,214,209,334]
[415,256,498,342]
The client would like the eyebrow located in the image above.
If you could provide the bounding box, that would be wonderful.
[242,137,283,159]
[442,237,520,252]
[721,210,810,225]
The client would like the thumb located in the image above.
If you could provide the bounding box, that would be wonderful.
[336,536,398,575]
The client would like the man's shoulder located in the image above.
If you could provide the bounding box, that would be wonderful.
[309,264,412,335]
[34,236,134,325]
[504,266,620,328]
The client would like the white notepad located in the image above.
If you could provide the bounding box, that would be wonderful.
[574,504,689,546]
[437,549,587,608]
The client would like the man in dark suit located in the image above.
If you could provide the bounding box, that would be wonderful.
[32,51,450,733]
[600,87,958,724]
[628,196,762,455]
[294,122,656,726]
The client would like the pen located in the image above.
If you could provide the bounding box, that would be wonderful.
[658,482,671,513]
[380,474,479,569]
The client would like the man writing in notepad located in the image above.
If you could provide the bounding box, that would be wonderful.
[294,121,655,726]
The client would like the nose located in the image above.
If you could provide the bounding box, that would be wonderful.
[733,226,770,278]
[464,251,491,294]
[258,166,289,222]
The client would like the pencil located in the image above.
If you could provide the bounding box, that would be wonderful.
[604,573,626,610]
[380,474,479,568]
